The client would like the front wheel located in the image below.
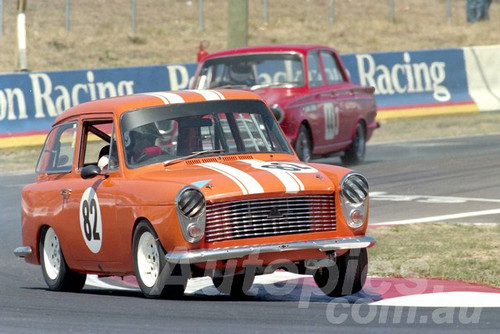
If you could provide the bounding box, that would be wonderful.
[313,248,368,297]
[342,122,366,165]
[294,125,312,162]
[133,221,188,299]
[40,227,86,292]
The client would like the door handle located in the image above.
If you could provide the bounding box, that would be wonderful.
[60,188,72,200]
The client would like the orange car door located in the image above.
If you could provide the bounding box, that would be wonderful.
[63,119,119,269]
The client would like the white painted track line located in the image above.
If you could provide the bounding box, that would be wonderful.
[372,291,500,307]
[373,208,500,226]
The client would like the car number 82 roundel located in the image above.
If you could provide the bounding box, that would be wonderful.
[79,187,103,253]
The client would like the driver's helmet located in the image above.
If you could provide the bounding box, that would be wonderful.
[124,123,159,149]
[229,62,253,85]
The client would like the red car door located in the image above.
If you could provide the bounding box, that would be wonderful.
[318,50,359,151]
[305,50,331,155]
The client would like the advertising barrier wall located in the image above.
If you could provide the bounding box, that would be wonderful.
[342,48,480,119]
[0,64,195,144]
[1,46,499,148]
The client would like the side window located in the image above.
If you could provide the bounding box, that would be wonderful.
[307,52,323,87]
[80,119,118,170]
[36,123,78,174]
[320,51,344,84]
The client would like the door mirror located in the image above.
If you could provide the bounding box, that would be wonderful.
[80,165,101,179]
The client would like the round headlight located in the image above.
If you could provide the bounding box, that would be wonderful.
[270,104,285,123]
[341,174,369,204]
[177,188,205,218]
[340,173,369,229]
[175,186,206,243]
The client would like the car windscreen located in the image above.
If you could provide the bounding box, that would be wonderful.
[194,53,305,90]
[120,99,293,168]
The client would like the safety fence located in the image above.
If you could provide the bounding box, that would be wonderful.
[2,0,492,37]
[1,45,499,148]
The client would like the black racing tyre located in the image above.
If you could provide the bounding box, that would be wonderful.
[133,221,188,299]
[212,269,255,297]
[294,124,312,162]
[342,122,366,165]
[313,248,368,297]
[39,226,86,292]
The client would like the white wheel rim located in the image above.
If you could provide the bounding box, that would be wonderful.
[43,228,61,280]
[137,232,160,288]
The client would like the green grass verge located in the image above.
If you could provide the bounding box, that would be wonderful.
[0,146,41,174]
[370,111,500,144]
[368,223,500,287]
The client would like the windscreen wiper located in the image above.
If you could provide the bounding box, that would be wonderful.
[164,149,225,167]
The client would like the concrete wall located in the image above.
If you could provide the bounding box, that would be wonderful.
[463,45,500,113]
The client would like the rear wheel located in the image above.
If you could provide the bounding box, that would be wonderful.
[40,227,86,292]
[342,122,366,165]
[133,221,188,298]
[313,248,368,297]
[294,125,312,162]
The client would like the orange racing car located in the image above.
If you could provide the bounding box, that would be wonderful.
[14,89,374,298]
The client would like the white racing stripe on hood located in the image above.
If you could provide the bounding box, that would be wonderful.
[189,90,226,101]
[241,160,307,193]
[198,162,264,195]
[284,171,305,193]
[143,92,185,104]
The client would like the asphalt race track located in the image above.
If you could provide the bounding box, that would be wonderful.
[323,133,500,226]
[1,134,499,333]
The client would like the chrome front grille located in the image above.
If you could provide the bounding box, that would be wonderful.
[205,195,336,242]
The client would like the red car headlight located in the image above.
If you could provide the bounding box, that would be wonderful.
[270,104,285,123]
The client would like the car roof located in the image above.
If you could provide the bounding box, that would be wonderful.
[202,44,338,60]
[53,89,263,125]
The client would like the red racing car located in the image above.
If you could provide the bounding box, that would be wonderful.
[192,44,379,164]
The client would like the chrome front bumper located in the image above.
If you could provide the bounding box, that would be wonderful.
[14,246,32,258]
[165,235,375,264]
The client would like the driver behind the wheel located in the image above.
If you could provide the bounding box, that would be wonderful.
[125,124,162,164]
[228,62,255,86]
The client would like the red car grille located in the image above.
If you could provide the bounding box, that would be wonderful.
[205,195,336,242]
